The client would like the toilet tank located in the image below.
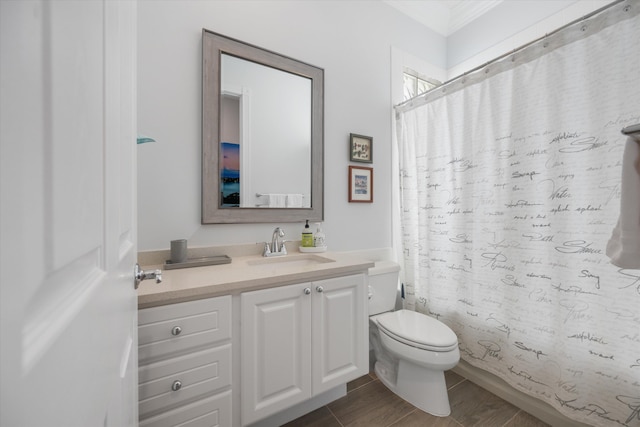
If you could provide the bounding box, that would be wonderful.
[368,261,401,316]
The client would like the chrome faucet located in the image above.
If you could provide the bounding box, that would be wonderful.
[271,227,285,252]
[263,227,287,257]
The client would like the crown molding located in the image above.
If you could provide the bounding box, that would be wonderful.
[449,1,503,34]
[383,0,503,37]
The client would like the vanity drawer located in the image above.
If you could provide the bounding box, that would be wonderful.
[139,344,232,419]
[139,296,231,363]
[139,390,232,427]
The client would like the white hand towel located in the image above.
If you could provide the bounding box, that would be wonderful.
[286,194,304,208]
[267,194,287,207]
[606,135,640,269]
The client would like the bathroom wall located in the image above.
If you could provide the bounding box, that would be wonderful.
[137,0,446,252]
[446,0,611,77]
[137,0,611,253]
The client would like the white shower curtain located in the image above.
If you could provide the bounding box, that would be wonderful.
[394,2,640,426]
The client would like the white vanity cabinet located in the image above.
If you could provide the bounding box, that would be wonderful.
[241,274,368,425]
[138,296,232,427]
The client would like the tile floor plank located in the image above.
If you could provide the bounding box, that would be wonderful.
[281,406,342,427]
[328,380,415,427]
[388,409,464,427]
[504,410,551,427]
[286,369,550,427]
[445,370,466,390]
[347,374,375,392]
[448,380,520,427]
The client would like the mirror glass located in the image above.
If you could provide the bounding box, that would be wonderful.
[220,54,311,208]
[202,30,324,224]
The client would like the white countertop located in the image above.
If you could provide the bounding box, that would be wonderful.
[137,251,375,309]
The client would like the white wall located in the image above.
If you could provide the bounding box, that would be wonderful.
[446,0,611,78]
[137,0,612,253]
[137,0,446,251]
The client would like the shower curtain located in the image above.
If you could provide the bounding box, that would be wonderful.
[394,2,639,426]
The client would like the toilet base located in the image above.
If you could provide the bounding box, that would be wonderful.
[375,359,452,417]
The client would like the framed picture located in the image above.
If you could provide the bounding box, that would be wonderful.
[349,166,373,203]
[349,133,373,163]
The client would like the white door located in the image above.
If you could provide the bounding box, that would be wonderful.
[312,274,368,395]
[0,1,138,426]
[241,283,312,425]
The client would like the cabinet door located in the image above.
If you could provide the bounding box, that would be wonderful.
[241,283,312,425]
[312,274,368,395]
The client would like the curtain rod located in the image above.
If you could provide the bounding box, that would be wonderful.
[395,0,627,111]
[622,123,640,135]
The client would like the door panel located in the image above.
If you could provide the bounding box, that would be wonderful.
[0,1,138,426]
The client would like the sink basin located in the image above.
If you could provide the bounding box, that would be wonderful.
[247,254,335,269]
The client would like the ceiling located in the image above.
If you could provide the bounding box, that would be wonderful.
[383,0,504,36]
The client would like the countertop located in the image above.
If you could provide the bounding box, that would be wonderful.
[137,251,375,309]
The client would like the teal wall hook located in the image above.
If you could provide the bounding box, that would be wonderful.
[137,135,156,144]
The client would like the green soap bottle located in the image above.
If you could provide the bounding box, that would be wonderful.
[301,220,314,247]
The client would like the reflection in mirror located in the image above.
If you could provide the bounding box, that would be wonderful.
[202,30,324,224]
[220,54,311,208]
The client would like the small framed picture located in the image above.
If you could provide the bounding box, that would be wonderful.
[349,133,373,163]
[349,166,373,203]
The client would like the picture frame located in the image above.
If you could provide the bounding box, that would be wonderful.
[349,133,373,163]
[220,142,240,207]
[349,166,373,203]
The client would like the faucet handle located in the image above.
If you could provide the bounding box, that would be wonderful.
[262,242,271,256]
[279,240,288,255]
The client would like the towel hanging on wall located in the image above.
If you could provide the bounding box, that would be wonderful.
[606,129,640,269]
[264,194,287,208]
[286,194,304,208]
[256,193,304,207]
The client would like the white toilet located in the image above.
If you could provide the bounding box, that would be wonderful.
[368,261,460,417]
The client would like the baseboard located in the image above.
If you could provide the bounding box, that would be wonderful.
[246,385,346,427]
[452,360,591,427]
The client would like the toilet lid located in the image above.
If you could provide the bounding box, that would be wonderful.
[376,310,458,351]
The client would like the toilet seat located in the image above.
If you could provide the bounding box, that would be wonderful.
[375,310,458,352]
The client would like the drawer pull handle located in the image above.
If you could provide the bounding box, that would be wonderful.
[171,326,182,336]
[172,380,182,391]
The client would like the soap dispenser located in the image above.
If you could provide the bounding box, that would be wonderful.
[301,220,314,247]
[313,223,326,248]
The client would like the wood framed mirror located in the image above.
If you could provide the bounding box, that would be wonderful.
[202,30,324,223]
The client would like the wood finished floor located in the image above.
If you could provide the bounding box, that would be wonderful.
[284,370,550,427]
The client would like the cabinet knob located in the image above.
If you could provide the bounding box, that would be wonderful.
[304,287,311,295]
[171,380,182,391]
[171,326,182,336]
[316,286,324,293]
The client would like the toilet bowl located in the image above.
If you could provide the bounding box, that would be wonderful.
[368,262,460,417]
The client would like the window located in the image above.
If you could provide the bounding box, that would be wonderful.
[403,68,440,101]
